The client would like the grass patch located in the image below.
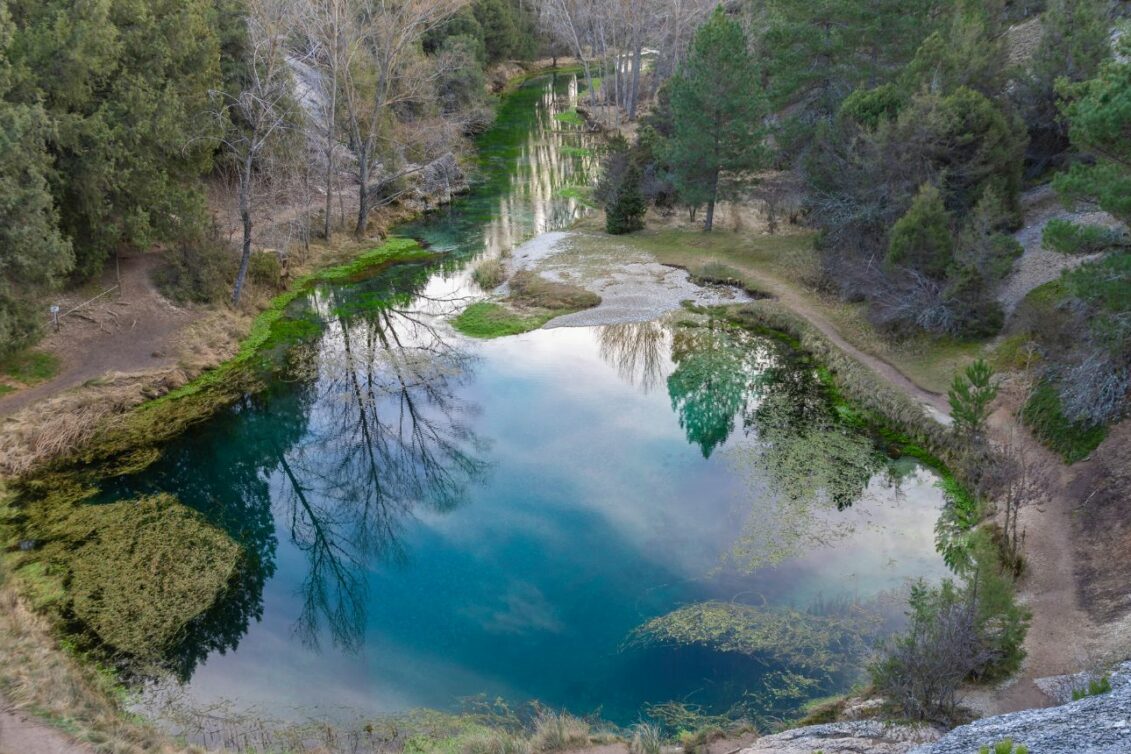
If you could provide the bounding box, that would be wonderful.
[508,271,600,310]
[553,109,584,126]
[0,383,14,396]
[557,185,597,208]
[473,259,507,290]
[452,302,554,338]
[453,274,600,339]
[989,333,1040,372]
[1,350,60,385]
[1020,380,1107,463]
[560,145,592,158]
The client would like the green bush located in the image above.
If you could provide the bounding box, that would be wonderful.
[1071,675,1112,701]
[1042,219,1127,255]
[155,234,237,304]
[888,184,954,279]
[1020,381,1108,463]
[978,739,1029,754]
[839,83,905,128]
[248,250,284,290]
[871,531,1029,719]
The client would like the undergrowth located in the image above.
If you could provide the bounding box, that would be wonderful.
[0,349,60,385]
[1020,380,1107,463]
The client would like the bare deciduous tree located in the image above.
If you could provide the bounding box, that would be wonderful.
[338,0,466,236]
[212,0,307,305]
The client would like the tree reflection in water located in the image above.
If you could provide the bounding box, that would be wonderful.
[597,316,885,569]
[276,283,489,650]
[597,321,670,394]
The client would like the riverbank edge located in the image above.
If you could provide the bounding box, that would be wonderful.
[0,78,992,753]
[0,292,987,754]
[0,64,588,752]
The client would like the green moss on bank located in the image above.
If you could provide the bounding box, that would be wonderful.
[46,238,432,474]
[453,302,555,338]
[1,350,60,385]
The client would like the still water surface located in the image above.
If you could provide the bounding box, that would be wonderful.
[107,74,949,724]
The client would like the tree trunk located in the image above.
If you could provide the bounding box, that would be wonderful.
[704,168,719,232]
[324,74,336,242]
[355,146,369,236]
[232,154,255,306]
[628,42,642,120]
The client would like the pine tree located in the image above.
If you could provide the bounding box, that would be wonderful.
[887,183,954,279]
[4,0,222,277]
[666,8,766,231]
[0,5,73,356]
[948,359,998,440]
[1054,37,1131,225]
[1016,0,1109,170]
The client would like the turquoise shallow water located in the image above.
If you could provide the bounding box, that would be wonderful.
[100,74,950,725]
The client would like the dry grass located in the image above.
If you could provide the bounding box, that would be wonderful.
[507,272,600,311]
[0,373,174,476]
[473,259,507,290]
[0,556,206,753]
[528,710,591,752]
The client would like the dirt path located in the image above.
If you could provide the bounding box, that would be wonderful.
[0,254,198,418]
[0,697,92,754]
[696,250,1108,715]
[998,185,1120,315]
[978,402,1100,713]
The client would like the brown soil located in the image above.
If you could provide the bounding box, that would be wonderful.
[1068,421,1131,628]
[0,702,93,754]
[0,253,199,418]
[973,386,1099,713]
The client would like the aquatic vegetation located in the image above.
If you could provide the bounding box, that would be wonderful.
[43,494,243,660]
[630,601,875,677]
[557,185,597,208]
[560,146,593,158]
[553,109,584,126]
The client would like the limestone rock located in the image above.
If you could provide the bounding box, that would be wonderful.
[738,721,942,754]
[911,662,1131,754]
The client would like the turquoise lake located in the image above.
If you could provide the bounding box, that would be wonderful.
[102,74,950,726]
